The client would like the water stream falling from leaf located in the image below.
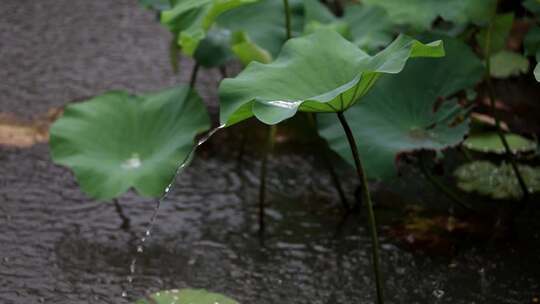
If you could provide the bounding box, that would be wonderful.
[121,124,225,300]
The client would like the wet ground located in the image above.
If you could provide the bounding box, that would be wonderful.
[1,1,540,303]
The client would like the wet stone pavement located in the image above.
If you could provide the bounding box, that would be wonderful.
[1,0,540,303]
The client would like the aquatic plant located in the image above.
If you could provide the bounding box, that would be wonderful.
[48,0,540,303]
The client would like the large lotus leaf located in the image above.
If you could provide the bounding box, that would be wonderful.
[160,0,258,56]
[476,13,514,55]
[219,30,444,126]
[49,86,210,200]
[489,51,530,78]
[136,289,239,304]
[362,0,497,30]
[317,37,483,180]
[217,0,304,60]
[463,132,537,154]
[343,4,393,53]
[454,161,540,200]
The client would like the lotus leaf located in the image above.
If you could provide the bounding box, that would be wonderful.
[362,0,497,30]
[317,37,483,179]
[160,0,258,56]
[219,30,444,126]
[489,51,530,78]
[343,4,393,53]
[136,289,239,304]
[50,86,210,200]
[455,161,540,200]
[463,132,537,154]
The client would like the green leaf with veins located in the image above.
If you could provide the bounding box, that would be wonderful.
[49,86,210,200]
[362,0,497,30]
[455,161,540,200]
[463,132,537,154]
[160,0,258,56]
[136,289,238,304]
[476,13,514,55]
[317,37,483,180]
[219,30,444,126]
[343,4,393,53]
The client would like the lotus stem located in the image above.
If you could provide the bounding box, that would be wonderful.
[283,0,292,40]
[189,62,200,88]
[336,111,384,304]
[258,125,277,236]
[113,198,131,230]
[483,14,529,202]
[419,153,476,213]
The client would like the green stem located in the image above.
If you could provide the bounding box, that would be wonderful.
[419,153,476,213]
[189,62,200,88]
[336,112,384,304]
[484,15,529,202]
[258,125,277,235]
[283,0,292,40]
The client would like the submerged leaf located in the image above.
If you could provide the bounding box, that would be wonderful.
[50,86,210,200]
[219,30,444,126]
[454,161,540,200]
[136,289,239,304]
[318,37,483,179]
[463,132,537,154]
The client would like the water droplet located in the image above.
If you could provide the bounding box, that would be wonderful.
[433,289,445,298]
[122,291,127,297]
[121,153,142,169]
